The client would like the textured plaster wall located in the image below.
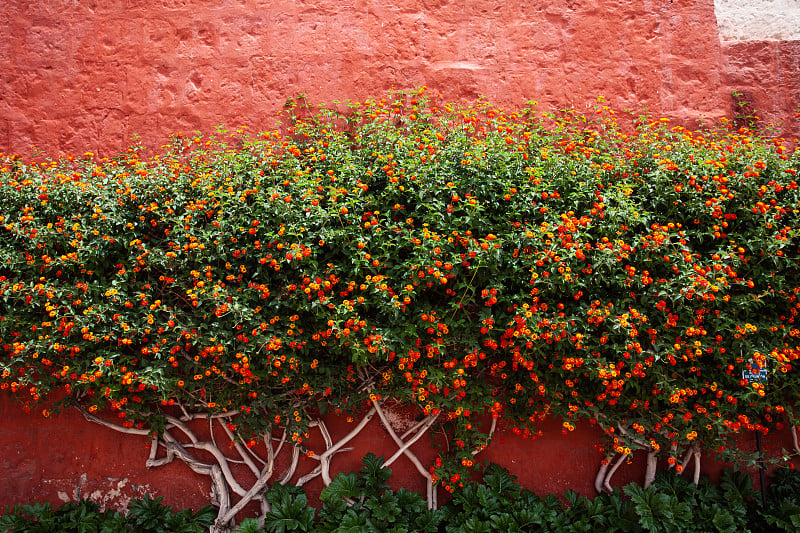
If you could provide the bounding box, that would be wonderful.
[721,40,800,136]
[0,394,618,514]
[715,0,800,136]
[1,393,797,517]
[1,0,730,158]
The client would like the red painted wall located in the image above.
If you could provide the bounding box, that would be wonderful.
[0,0,740,159]
[1,394,797,516]
[721,40,800,135]
[2,0,799,518]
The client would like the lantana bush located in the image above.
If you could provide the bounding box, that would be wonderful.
[1,90,799,530]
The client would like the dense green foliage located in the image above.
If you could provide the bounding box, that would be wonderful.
[0,495,216,532]
[247,458,800,533]
[1,90,799,483]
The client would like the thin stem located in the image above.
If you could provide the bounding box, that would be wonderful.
[77,406,151,436]
[371,400,438,509]
[692,446,701,485]
[281,446,302,485]
[372,400,435,479]
[219,419,261,478]
[644,449,657,489]
[295,464,322,487]
[399,416,433,441]
[311,418,336,486]
[296,408,377,487]
[273,427,288,459]
[616,423,649,449]
[148,435,160,463]
[217,463,275,526]
[472,417,497,456]
[384,414,439,468]
[164,415,199,443]
[182,441,248,497]
[318,406,377,460]
[595,455,614,494]
[603,452,628,493]
[793,425,800,456]
[680,445,695,474]
[667,442,678,469]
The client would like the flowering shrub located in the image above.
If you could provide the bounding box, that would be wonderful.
[1,90,799,514]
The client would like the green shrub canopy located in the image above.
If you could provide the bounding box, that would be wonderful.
[1,91,799,482]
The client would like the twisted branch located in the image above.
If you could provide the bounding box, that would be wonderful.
[216,462,275,527]
[644,449,658,489]
[677,443,701,484]
[371,400,438,510]
[603,453,628,493]
[594,455,614,494]
[281,445,303,485]
[77,400,443,527]
[219,419,261,478]
[471,417,497,457]
[77,406,151,436]
[295,406,377,487]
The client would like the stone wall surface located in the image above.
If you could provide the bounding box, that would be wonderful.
[714,0,800,137]
[721,39,800,136]
[715,0,800,41]
[1,0,733,158]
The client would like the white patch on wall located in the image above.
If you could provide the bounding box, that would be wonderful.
[715,0,800,41]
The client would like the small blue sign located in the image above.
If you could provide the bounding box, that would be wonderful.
[742,359,768,383]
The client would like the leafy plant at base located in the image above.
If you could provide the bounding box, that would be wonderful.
[258,453,438,533]
[261,483,316,532]
[7,464,800,532]
[258,463,800,533]
[0,496,215,533]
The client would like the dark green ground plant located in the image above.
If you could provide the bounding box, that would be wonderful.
[0,496,215,533]
[242,460,800,533]
[6,463,800,532]
[758,466,800,531]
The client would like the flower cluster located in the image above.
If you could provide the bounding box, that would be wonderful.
[1,90,799,477]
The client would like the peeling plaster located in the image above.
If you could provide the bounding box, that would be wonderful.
[41,476,154,511]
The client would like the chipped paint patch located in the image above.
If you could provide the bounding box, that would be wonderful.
[42,475,154,511]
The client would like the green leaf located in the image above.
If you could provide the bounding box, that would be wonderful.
[320,472,362,503]
[710,506,737,533]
